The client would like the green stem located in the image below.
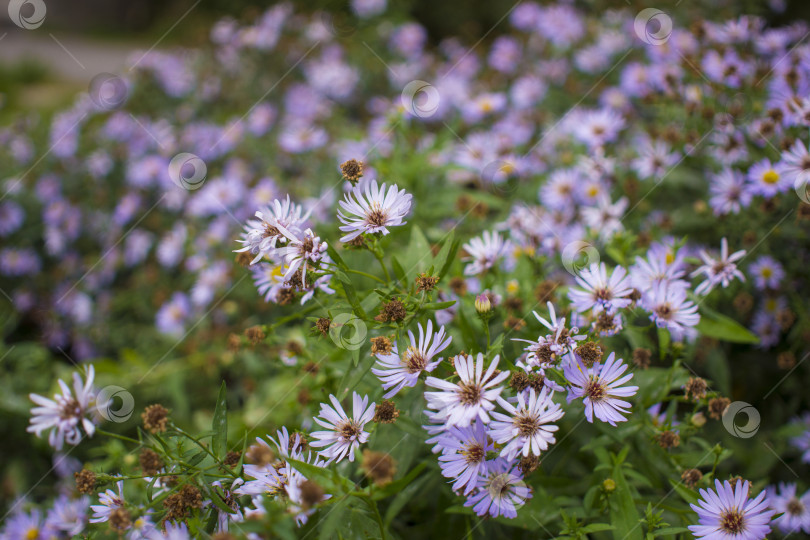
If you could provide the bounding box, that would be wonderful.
[171,427,239,479]
[353,493,386,540]
[97,428,142,445]
[373,251,391,282]
[346,268,386,284]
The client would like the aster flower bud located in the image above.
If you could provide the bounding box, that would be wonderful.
[475,294,492,314]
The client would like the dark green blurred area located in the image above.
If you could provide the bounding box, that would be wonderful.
[35,0,810,45]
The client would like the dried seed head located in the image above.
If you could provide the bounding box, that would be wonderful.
[681,468,703,488]
[139,449,164,476]
[370,336,393,356]
[75,469,96,494]
[777,351,796,370]
[373,400,400,424]
[534,280,559,303]
[575,341,603,368]
[518,455,539,475]
[163,484,203,522]
[509,371,530,393]
[449,276,467,296]
[657,430,681,449]
[503,316,525,331]
[416,273,440,293]
[375,299,407,323]
[685,377,708,401]
[340,159,364,184]
[109,507,132,532]
[235,251,253,267]
[732,292,754,314]
[286,340,304,356]
[244,325,266,345]
[299,480,325,510]
[361,450,396,486]
[142,404,169,434]
[632,348,651,369]
[315,317,331,336]
[224,451,241,467]
[708,397,730,420]
[245,443,274,467]
[227,333,241,352]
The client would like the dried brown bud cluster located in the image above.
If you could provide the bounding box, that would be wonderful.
[685,377,708,401]
[373,400,400,423]
[340,159,364,184]
[163,484,203,522]
[416,273,439,292]
[371,336,393,355]
[142,404,169,434]
[361,450,396,486]
[375,299,407,323]
[75,469,96,494]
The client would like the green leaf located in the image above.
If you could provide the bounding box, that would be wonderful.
[403,226,432,281]
[610,458,643,540]
[421,300,457,311]
[696,307,759,344]
[391,256,407,283]
[371,463,426,500]
[318,496,351,540]
[668,479,700,505]
[212,382,227,459]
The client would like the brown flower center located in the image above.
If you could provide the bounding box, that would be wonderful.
[585,379,607,401]
[402,346,428,374]
[338,420,362,441]
[595,288,613,301]
[787,498,805,516]
[514,412,539,437]
[458,382,482,406]
[720,509,745,534]
[367,208,387,227]
[462,443,485,465]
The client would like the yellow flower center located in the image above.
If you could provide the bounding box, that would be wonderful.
[762,170,779,184]
[25,528,39,540]
[761,267,772,278]
[665,252,675,265]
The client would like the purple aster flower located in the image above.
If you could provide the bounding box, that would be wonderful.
[564,352,638,426]
[462,231,512,276]
[46,495,89,536]
[642,282,700,342]
[310,392,375,463]
[337,180,413,242]
[748,255,785,290]
[781,139,810,191]
[746,158,791,198]
[155,292,191,336]
[0,248,42,277]
[436,420,495,495]
[691,238,746,295]
[568,262,634,314]
[489,387,564,460]
[689,480,774,539]
[768,483,810,534]
[0,201,25,236]
[1,508,55,539]
[631,138,681,180]
[28,365,98,450]
[463,460,531,519]
[790,413,810,463]
[372,320,452,398]
[90,480,125,524]
[709,168,752,215]
[235,196,310,264]
[425,353,510,428]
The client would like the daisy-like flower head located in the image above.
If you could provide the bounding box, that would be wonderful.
[568,262,634,315]
[28,365,98,451]
[691,237,746,295]
[235,195,309,264]
[372,320,452,398]
[709,168,752,216]
[424,353,510,428]
[274,227,327,286]
[462,231,512,276]
[337,180,412,242]
[89,480,125,523]
[782,139,810,190]
[563,352,638,426]
[768,482,810,534]
[490,387,564,460]
[642,281,700,342]
[310,392,375,463]
[463,459,532,519]
[746,158,790,198]
[436,420,495,495]
[515,302,585,367]
[748,255,784,290]
[689,479,774,539]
